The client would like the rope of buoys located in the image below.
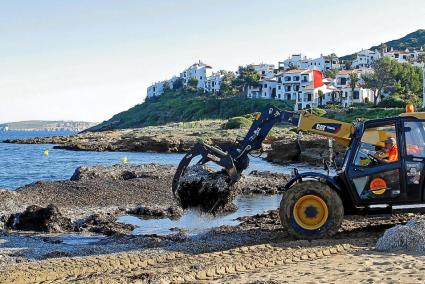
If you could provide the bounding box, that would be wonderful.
[43,150,49,156]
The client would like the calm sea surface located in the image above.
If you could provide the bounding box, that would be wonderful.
[0,131,323,190]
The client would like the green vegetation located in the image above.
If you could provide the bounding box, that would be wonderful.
[325,108,405,122]
[370,29,425,51]
[340,29,425,61]
[361,57,423,106]
[91,90,294,130]
[222,116,253,129]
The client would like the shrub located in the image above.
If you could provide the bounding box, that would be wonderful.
[311,108,327,117]
[378,94,406,108]
[222,116,253,129]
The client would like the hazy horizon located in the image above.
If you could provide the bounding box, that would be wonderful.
[1,0,424,123]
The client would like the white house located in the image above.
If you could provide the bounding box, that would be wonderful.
[279,54,340,72]
[383,47,425,64]
[180,61,213,89]
[247,69,332,110]
[146,76,180,98]
[351,47,425,68]
[276,69,312,101]
[308,54,341,72]
[335,70,375,107]
[205,72,224,93]
[147,81,166,98]
[251,63,275,79]
[278,54,311,70]
[351,49,381,69]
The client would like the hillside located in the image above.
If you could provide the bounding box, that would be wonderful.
[89,91,294,131]
[0,120,97,131]
[340,29,425,61]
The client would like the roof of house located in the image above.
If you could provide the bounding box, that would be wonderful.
[283,69,311,74]
[336,69,360,75]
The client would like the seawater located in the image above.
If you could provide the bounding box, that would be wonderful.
[0,131,324,189]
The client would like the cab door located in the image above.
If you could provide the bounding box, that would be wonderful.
[402,119,425,201]
[346,120,407,204]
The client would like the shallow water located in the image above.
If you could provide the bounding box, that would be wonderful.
[0,131,326,189]
[118,194,282,236]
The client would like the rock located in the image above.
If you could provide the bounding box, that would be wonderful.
[76,214,135,236]
[235,171,289,194]
[174,165,238,214]
[70,164,164,181]
[6,204,72,233]
[266,134,346,165]
[127,206,183,220]
[375,218,425,252]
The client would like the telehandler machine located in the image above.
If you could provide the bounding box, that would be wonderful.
[172,106,425,239]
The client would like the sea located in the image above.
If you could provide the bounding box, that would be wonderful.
[0,130,323,190]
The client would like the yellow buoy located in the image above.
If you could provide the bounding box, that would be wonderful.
[43,150,49,156]
[120,157,128,164]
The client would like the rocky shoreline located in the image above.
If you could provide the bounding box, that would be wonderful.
[0,164,289,235]
[0,164,423,282]
[2,121,346,165]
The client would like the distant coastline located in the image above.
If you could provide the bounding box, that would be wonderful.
[0,120,97,132]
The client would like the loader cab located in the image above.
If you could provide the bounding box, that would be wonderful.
[341,116,425,211]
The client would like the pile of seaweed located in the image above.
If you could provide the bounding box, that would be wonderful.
[174,165,238,214]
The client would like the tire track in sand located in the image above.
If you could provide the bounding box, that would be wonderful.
[0,241,361,284]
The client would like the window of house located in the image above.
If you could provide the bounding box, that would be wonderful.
[295,85,300,91]
[340,78,347,85]
[294,76,300,81]
[286,93,291,100]
[353,91,360,100]
[285,76,291,81]
[278,86,281,90]
[264,84,267,88]
[307,93,312,101]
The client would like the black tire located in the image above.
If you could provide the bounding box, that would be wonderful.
[279,181,343,239]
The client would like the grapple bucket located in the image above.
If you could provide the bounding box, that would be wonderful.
[172,142,240,213]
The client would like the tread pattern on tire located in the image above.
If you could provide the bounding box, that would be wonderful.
[279,180,344,239]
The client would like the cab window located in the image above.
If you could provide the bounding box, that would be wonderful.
[354,124,398,167]
[404,121,425,158]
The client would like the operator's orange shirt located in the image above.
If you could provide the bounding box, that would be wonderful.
[388,146,398,161]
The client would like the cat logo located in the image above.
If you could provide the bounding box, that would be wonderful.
[370,178,387,195]
[312,123,342,134]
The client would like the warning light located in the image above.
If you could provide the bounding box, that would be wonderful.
[406,103,415,113]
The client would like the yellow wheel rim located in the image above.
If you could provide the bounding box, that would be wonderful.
[293,195,329,230]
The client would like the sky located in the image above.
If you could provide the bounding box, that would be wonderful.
[1,0,424,123]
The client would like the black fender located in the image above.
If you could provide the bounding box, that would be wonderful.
[284,172,343,194]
